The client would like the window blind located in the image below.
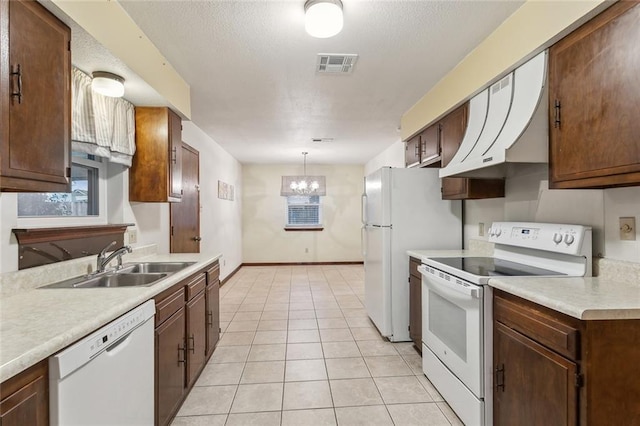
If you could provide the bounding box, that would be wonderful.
[286,196,321,226]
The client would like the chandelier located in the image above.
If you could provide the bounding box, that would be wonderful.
[290,152,320,194]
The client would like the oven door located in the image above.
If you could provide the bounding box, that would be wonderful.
[419,264,484,398]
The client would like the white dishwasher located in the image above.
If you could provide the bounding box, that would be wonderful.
[49,300,155,426]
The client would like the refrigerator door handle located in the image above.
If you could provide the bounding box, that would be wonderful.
[361,225,367,257]
[361,193,368,225]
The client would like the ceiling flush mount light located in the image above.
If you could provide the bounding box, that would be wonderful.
[290,152,320,194]
[91,71,125,98]
[304,0,343,38]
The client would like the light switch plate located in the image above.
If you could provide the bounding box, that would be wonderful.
[128,229,138,244]
[478,223,485,237]
[619,217,636,241]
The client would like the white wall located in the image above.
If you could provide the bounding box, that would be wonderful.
[243,164,363,263]
[463,164,640,264]
[181,122,243,278]
[364,141,405,176]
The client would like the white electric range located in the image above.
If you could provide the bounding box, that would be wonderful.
[418,222,592,426]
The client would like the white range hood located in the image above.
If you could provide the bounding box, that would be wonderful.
[440,51,548,179]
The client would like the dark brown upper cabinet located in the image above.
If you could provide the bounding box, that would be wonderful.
[130,107,183,202]
[0,0,71,192]
[439,103,504,200]
[405,124,441,168]
[549,2,640,189]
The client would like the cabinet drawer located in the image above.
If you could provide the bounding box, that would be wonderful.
[409,257,421,278]
[206,262,220,283]
[186,274,206,300]
[156,287,185,327]
[494,294,580,361]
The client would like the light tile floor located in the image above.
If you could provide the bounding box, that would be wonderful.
[172,265,464,426]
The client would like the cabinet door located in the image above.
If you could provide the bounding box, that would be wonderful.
[186,290,207,388]
[440,104,468,198]
[409,274,422,352]
[156,307,186,426]
[168,109,183,200]
[420,124,440,166]
[405,135,421,167]
[1,0,70,192]
[206,279,220,356]
[549,2,640,188]
[494,322,578,426]
[0,361,48,426]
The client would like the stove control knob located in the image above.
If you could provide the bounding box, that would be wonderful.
[553,233,563,244]
[495,228,502,237]
[564,234,575,245]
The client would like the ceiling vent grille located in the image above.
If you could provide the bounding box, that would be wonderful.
[316,54,358,74]
[311,138,334,143]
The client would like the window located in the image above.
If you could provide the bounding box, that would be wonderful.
[17,153,106,225]
[286,195,322,228]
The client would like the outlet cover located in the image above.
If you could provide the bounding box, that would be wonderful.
[619,217,636,241]
[478,223,485,237]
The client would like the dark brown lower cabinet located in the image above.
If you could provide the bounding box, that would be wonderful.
[494,290,640,425]
[155,306,186,426]
[494,322,577,426]
[0,360,48,426]
[154,260,220,426]
[186,290,207,388]
[206,279,220,356]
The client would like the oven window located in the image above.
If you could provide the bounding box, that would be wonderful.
[428,291,467,361]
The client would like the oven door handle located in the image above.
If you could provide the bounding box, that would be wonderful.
[418,265,480,299]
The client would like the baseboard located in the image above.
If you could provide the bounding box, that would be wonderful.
[220,264,242,287]
[241,261,364,266]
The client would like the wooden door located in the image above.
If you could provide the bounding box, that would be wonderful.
[420,124,440,165]
[170,143,200,253]
[494,322,578,426]
[155,308,186,426]
[405,135,420,167]
[186,290,207,388]
[440,104,468,198]
[549,2,640,188]
[206,279,220,356]
[409,274,422,352]
[1,0,70,192]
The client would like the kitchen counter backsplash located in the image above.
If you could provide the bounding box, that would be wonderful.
[467,238,494,256]
[0,244,158,297]
[595,257,640,286]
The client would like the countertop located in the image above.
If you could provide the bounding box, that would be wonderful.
[0,252,220,383]
[408,248,640,321]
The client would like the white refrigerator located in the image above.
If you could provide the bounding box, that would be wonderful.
[363,167,462,342]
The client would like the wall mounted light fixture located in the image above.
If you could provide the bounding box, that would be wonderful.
[91,71,125,98]
[304,0,343,38]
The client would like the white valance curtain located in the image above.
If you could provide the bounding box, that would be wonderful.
[71,68,136,166]
[280,176,327,196]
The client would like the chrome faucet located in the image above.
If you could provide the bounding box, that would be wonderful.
[96,241,132,273]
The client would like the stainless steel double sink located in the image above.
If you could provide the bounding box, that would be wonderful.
[41,262,196,289]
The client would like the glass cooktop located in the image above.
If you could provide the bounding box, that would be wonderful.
[428,257,566,277]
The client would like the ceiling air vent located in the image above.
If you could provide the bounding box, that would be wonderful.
[311,138,334,143]
[316,54,358,74]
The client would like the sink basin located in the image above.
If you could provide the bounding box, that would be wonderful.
[120,262,196,274]
[40,261,195,289]
[42,272,168,289]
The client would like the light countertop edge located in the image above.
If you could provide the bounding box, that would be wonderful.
[0,253,221,383]
[488,277,640,321]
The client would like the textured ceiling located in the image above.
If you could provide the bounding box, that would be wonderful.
[77,0,525,165]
